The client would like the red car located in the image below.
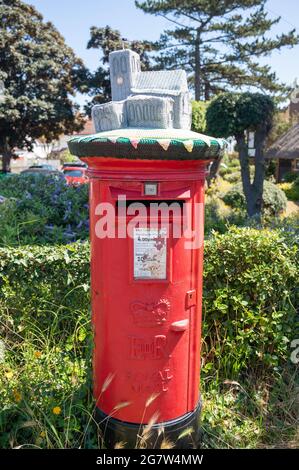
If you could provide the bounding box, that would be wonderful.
[63,167,88,185]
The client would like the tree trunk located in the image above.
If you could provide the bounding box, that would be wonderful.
[236,131,266,219]
[194,29,201,101]
[250,129,266,217]
[2,147,12,173]
[204,80,210,101]
[207,155,223,187]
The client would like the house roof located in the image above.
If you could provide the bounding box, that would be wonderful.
[132,70,187,96]
[266,121,299,160]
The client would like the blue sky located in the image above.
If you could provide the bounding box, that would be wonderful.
[25,0,299,105]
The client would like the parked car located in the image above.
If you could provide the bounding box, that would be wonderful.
[28,164,55,171]
[21,165,63,178]
[63,167,88,185]
[62,161,87,169]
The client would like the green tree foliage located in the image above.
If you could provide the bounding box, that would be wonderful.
[206,92,275,218]
[84,25,154,113]
[0,0,87,172]
[136,0,299,100]
[191,100,208,132]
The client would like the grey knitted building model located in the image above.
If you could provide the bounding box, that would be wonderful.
[92,49,191,132]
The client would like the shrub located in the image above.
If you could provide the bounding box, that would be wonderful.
[222,180,287,216]
[0,174,89,245]
[218,154,240,178]
[0,243,92,448]
[203,227,298,377]
[278,178,299,201]
[281,171,299,183]
[204,195,246,235]
[191,100,209,133]
[223,171,241,183]
[0,243,90,333]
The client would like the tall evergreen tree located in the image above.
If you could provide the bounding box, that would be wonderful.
[136,0,299,100]
[0,0,87,172]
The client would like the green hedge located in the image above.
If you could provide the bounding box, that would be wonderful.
[222,180,288,216]
[0,228,297,378]
[202,227,298,376]
[0,243,90,335]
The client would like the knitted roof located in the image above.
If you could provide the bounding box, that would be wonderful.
[68,128,225,161]
[132,70,187,95]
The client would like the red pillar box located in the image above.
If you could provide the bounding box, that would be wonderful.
[68,128,223,448]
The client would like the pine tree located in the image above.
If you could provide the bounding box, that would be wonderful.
[136,0,299,100]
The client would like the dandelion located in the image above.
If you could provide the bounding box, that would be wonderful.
[5,371,13,380]
[34,351,42,359]
[13,390,22,403]
[40,431,46,438]
[52,406,61,415]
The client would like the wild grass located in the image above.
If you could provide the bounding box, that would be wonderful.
[0,296,298,449]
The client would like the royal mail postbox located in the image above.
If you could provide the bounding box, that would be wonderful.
[68,128,223,448]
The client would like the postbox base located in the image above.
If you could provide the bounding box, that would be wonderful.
[95,401,202,449]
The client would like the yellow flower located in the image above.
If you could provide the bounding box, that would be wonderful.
[5,371,13,380]
[52,406,61,415]
[13,390,22,403]
[34,351,42,359]
[40,431,46,438]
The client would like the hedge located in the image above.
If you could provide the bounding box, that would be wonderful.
[0,228,298,378]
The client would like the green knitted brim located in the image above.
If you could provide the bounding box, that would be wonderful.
[68,128,225,161]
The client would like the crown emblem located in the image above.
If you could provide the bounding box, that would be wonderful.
[131,299,170,327]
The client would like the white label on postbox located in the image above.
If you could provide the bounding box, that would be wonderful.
[134,227,167,280]
[144,182,158,196]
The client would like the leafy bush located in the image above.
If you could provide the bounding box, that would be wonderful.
[203,227,298,377]
[281,171,299,183]
[0,243,92,448]
[218,154,240,178]
[0,174,89,245]
[222,180,287,216]
[191,100,209,133]
[204,195,246,234]
[223,171,241,183]
[278,178,299,201]
[0,243,90,332]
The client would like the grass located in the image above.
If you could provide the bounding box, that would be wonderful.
[0,297,298,449]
